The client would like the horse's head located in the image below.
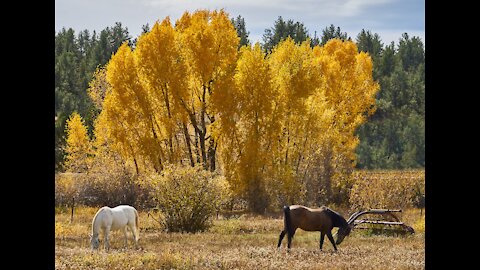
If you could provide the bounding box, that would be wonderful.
[90,234,100,250]
[335,224,353,245]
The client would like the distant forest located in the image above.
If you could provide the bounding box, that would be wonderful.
[55,15,424,172]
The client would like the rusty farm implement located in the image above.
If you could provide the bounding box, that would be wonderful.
[346,209,415,234]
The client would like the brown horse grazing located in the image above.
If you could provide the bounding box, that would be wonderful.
[277,205,353,251]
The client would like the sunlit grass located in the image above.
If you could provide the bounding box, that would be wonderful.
[55,206,425,269]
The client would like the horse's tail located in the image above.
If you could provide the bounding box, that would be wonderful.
[283,205,293,237]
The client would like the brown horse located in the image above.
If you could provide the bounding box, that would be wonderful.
[277,205,352,251]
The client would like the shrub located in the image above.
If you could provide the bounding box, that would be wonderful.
[55,173,78,206]
[349,170,425,210]
[147,164,231,233]
[55,158,154,209]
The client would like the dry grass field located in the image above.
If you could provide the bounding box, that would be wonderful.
[55,206,425,269]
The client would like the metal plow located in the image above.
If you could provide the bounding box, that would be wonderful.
[346,209,415,234]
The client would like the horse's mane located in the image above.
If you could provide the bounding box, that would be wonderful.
[324,207,348,228]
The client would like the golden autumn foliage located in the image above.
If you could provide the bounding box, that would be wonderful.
[216,43,276,212]
[64,112,92,172]
[313,39,378,155]
[134,18,187,167]
[87,67,109,110]
[102,44,144,172]
[176,9,238,87]
[96,9,239,174]
[79,9,381,212]
[175,9,239,171]
[307,39,379,204]
[216,38,379,210]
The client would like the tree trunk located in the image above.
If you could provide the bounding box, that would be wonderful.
[199,85,208,170]
[133,157,139,175]
[207,114,217,172]
[168,137,174,163]
[199,131,208,170]
[183,122,195,167]
[163,85,175,163]
[194,128,201,164]
[150,117,164,172]
[208,137,216,172]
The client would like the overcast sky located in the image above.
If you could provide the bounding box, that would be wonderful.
[55,0,425,46]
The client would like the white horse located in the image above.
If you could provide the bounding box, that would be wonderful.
[90,205,139,250]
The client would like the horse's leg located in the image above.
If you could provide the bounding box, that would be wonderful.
[123,227,128,248]
[130,224,138,248]
[104,228,110,251]
[326,231,337,251]
[319,231,325,250]
[287,228,296,250]
[277,230,286,248]
[104,235,109,251]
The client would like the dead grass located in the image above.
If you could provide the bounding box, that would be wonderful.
[55,207,425,269]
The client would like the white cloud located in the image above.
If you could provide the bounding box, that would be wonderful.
[338,0,393,17]
[56,0,424,47]
[136,0,395,21]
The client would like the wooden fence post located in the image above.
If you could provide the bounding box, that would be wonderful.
[70,197,75,223]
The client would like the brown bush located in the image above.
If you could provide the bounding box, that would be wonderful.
[55,173,78,206]
[55,161,154,209]
[349,170,425,210]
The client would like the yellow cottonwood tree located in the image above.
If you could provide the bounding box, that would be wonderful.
[103,43,159,173]
[217,43,275,212]
[64,112,92,173]
[93,9,240,174]
[134,18,190,166]
[266,38,322,206]
[308,39,379,203]
[175,9,239,171]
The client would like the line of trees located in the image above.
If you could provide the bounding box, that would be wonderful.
[55,14,424,173]
[55,11,424,212]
